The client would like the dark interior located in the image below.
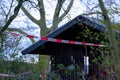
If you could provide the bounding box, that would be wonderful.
[42,24,105,80]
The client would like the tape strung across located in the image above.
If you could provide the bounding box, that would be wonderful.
[41,36,105,47]
[10,32,105,47]
[11,32,38,39]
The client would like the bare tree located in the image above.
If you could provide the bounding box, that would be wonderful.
[0,0,25,53]
[0,0,36,51]
[0,0,25,34]
[21,0,74,36]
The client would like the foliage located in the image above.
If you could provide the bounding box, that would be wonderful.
[47,64,85,80]
[76,24,118,79]
[0,57,42,80]
[98,0,120,78]
[81,2,120,76]
[0,31,40,79]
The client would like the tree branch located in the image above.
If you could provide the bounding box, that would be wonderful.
[37,0,47,29]
[21,5,40,25]
[0,0,24,34]
[21,0,48,33]
[59,0,74,23]
[81,11,102,16]
[37,0,45,21]
[5,0,14,21]
[50,0,65,30]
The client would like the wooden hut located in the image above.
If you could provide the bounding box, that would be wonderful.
[22,15,119,80]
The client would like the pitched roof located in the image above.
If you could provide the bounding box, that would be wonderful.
[22,15,120,55]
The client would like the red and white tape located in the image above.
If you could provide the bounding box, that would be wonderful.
[11,32,38,39]
[10,32,105,47]
[41,36,105,47]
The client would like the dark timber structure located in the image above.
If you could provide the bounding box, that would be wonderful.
[22,15,119,80]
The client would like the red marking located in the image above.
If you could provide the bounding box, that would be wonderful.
[82,42,88,45]
[69,40,75,44]
[26,35,35,39]
[55,39,62,43]
[93,44,100,46]
[41,36,48,40]
[11,32,20,36]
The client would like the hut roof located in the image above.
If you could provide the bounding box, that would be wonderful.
[22,15,120,55]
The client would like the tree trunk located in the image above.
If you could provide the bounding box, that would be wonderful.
[98,0,120,78]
